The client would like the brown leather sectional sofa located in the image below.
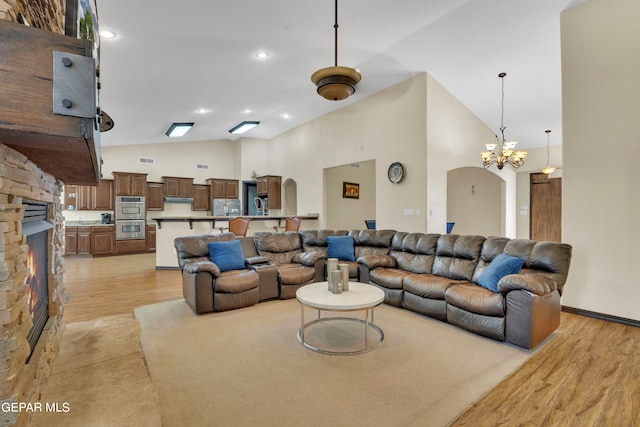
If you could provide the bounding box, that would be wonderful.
[174,229,572,349]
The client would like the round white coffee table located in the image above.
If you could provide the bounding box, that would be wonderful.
[296,281,385,355]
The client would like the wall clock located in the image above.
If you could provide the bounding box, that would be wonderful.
[387,162,405,184]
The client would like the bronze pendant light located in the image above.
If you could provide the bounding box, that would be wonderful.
[311,0,361,101]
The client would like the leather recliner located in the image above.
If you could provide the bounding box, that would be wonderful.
[174,233,259,314]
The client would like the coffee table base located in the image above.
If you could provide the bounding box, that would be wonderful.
[297,312,384,356]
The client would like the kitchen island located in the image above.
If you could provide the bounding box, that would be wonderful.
[151,214,319,269]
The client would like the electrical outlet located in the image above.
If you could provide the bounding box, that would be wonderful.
[404,209,415,216]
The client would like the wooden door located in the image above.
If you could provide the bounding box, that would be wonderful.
[530,173,562,242]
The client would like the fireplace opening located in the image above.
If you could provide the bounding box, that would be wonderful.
[23,201,52,363]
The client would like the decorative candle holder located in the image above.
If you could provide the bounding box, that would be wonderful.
[331,270,342,294]
[339,264,349,291]
[327,258,338,291]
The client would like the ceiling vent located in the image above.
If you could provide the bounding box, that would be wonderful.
[139,157,155,164]
[196,163,209,170]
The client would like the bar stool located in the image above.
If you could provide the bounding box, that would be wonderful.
[274,217,301,232]
[219,217,250,237]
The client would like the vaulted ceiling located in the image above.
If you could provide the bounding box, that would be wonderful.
[97,0,586,148]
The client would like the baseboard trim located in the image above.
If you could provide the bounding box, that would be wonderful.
[156,266,180,270]
[562,305,640,328]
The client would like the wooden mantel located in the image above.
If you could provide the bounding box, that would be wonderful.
[0,19,100,185]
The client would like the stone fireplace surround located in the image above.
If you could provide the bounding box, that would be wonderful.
[0,143,66,426]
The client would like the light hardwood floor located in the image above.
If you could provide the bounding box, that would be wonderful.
[62,254,640,426]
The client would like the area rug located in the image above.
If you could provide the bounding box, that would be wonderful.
[135,298,538,427]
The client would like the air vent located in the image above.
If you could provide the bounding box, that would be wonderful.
[196,163,209,170]
[139,157,155,164]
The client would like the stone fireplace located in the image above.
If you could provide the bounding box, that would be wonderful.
[0,144,66,426]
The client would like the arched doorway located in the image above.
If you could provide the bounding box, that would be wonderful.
[447,167,504,236]
[283,178,297,216]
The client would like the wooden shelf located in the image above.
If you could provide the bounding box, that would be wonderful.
[0,20,100,185]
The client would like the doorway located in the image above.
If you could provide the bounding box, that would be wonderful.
[242,181,257,216]
[529,173,562,242]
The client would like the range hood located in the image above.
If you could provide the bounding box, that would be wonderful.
[164,196,194,204]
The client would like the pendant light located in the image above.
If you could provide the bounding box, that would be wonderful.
[541,129,557,174]
[480,73,527,170]
[310,0,361,101]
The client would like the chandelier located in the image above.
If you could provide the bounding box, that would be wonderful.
[481,72,527,170]
[310,0,361,101]
[541,129,557,174]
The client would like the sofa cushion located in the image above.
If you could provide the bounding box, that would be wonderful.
[403,274,467,300]
[208,240,245,272]
[478,253,524,292]
[445,283,505,317]
[369,267,409,290]
[215,269,259,293]
[276,263,316,285]
[327,235,355,261]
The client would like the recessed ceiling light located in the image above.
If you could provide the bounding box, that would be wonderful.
[100,29,117,39]
[165,122,194,137]
[195,108,210,114]
[243,109,252,114]
[281,113,291,119]
[229,121,260,135]
[255,51,270,59]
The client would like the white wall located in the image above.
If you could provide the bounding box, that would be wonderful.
[101,139,237,183]
[324,160,376,230]
[424,74,517,236]
[561,0,640,320]
[249,75,429,231]
[447,167,503,236]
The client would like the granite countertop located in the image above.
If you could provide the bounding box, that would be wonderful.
[65,221,114,226]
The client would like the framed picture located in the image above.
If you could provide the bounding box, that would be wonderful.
[342,182,360,199]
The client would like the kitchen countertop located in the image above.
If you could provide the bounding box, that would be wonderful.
[150,214,319,229]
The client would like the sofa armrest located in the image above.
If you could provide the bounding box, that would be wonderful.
[245,256,270,266]
[498,274,557,296]
[292,250,325,267]
[183,260,221,277]
[357,254,396,269]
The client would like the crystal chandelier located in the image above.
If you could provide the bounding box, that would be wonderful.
[481,73,527,170]
[541,129,557,174]
[310,0,361,101]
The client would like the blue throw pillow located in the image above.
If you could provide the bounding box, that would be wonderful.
[208,240,245,272]
[326,236,355,261]
[478,253,525,292]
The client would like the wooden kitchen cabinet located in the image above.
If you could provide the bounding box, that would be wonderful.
[146,225,156,252]
[65,226,78,255]
[64,180,113,211]
[77,186,93,210]
[64,185,78,210]
[91,226,115,255]
[113,172,148,196]
[207,178,239,199]
[146,182,165,211]
[93,179,114,210]
[192,184,211,211]
[77,226,91,255]
[256,175,282,209]
[162,176,194,197]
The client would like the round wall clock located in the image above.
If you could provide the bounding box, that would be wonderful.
[387,162,405,184]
